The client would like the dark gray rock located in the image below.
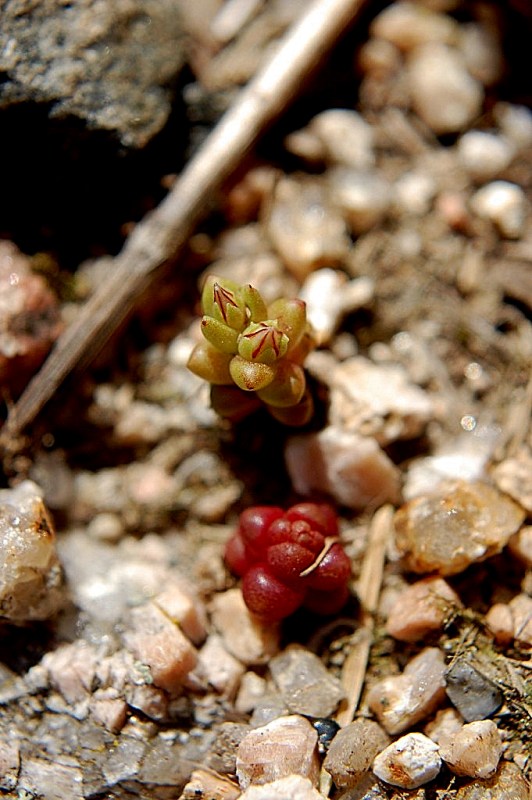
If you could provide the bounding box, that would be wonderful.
[445,659,504,722]
[0,0,185,148]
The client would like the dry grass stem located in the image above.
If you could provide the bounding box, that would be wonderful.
[336,504,393,727]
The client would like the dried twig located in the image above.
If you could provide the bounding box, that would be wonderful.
[2,0,368,444]
[336,504,393,727]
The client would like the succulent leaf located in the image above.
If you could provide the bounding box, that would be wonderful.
[187,342,233,384]
[202,275,247,330]
[241,284,268,322]
[237,320,289,364]
[229,355,276,391]
[256,360,305,407]
[267,298,307,353]
[201,316,240,354]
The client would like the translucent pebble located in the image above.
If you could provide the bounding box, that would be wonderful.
[395,480,525,575]
[0,481,64,622]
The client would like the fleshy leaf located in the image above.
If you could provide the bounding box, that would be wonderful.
[267,298,307,353]
[256,360,305,407]
[230,355,276,391]
[187,342,233,384]
[202,275,247,330]
[237,321,289,364]
[241,284,268,322]
[201,316,240,354]
[210,385,262,421]
[266,388,314,426]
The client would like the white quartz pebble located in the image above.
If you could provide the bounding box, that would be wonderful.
[372,732,442,789]
[470,180,527,238]
[495,103,532,150]
[393,171,437,215]
[407,43,483,135]
[439,720,503,778]
[457,131,514,181]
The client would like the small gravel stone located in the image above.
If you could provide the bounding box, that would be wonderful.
[457,131,514,182]
[470,180,528,238]
[18,757,84,800]
[444,659,504,721]
[458,23,504,87]
[325,356,434,445]
[196,634,245,698]
[508,525,532,568]
[180,768,241,800]
[407,43,483,135]
[439,719,503,778]
[486,594,532,647]
[270,647,344,718]
[154,583,208,645]
[308,109,375,170]
[89,688,128,734]
[424,707,464,745]
[300,269,374,345]
[266,177,349,281]
[235,671,269,715]
[0,241,62,392]
[0,738,20,791]
[370,1,457,51]
[123,601,198,694]
[238,774,326,800]
[453,760,530,799]
[394,480,525,576]
[211,588,280,666]
[367,647,446,735]
[42,641,98,705]
[372,732,442,790]
[0,480,64,623]
[491,446,532,514]
[323,719,390,789]
[329,167,390,235]
[386,576,462,642]
[393,171,437,215]
[236,715,320,789]
[86,512,125,542]
[495,102,532,150]
[285,425,401,510]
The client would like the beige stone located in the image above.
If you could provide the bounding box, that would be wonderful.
[386,576,461,642]
[439,720,503,778]
[210,588,280,666]
[323,718,390,788]
[124,601,198,693]
[238,774,326,800]
[367,647,446,735]
[236,715,320,789]
[154,583,207,645]
[196,634,245,698]
[372,732,441,790]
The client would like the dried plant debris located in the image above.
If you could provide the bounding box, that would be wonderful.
[0,0,531,798]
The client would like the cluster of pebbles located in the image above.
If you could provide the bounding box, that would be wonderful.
[0,0,531,798]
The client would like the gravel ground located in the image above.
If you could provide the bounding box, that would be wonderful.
[0,1,530,798]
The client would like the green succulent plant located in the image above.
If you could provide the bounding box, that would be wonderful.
[187,275,316,425]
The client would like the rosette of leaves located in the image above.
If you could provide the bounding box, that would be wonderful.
[187,275,316,425]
